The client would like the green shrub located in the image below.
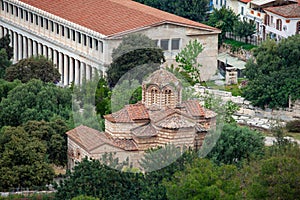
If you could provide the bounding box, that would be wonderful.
[286,120,300,132]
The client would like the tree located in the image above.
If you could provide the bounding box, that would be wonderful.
[163,159,240,200]
[0,34,13,60]
[243,35,300,108]
[0,78,21,101]
[5,55,60,83]
[0,126,54,191]
[134,0,210,23]
[0,49,11,79]
[207,7,239,44]
[233,18,256,44]
[107,34,165,88]
[175,39,204,84]
[205,123,265,166]
[0,79,72,127]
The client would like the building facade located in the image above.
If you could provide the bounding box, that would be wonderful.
[66,69,216,170]
[0,0,220,86]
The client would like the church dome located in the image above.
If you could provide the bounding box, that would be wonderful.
[143,68,182,89]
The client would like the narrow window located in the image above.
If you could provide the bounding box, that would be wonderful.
[66,27,70,39]
[77,32,81,43]
[15,6,18,17]
[276,19,282,31]
[45,19,48,29]
[50,21,54,32]
[160,39,169,50]
[56,23,59,34]
[151,88,158,104]
[100,41,103,52]
[89,37,92,48]
[40,17,43,27]
[5,2,8,12]
[95,39,98,50]
[20,8,23,19]
[72,30,75,41]
[164,89,172,105]
[83,35,87,46]
[1,1,4,11]
[30,13,33,23]
[25,10,28,21]
[61,25,64,36]
[171,38,180,50]
[241,7,244,15]
[10,4,13,14]
[35,14,38,25]
[264,15,270,26]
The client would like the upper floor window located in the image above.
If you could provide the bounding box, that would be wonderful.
[35,14,38,25]
[40,17,43,27]
[72,30,76,41]
[1,1,4,11]
[241,7,244,15]
[89,37,93,48]
[45,19,48,30]
[94,39,98,51]
[50,21,54,32]
[264,14,270,26]
[297,21,300,34]
[15,6,18,17]
[5,2,8,12]
[161,39,169,50]
[171,38,180,50]
[216,0,218,5]
[83,35,87,46]
[56,23,60,34]
[276,19,282,31]
[150,88,159,104]
[61,25,64,36]
[20,8,23,19]
[30,13,33,23]
[9,4,13,14]
[77,32,81,43]
[66,27,70,39]
[164,89,172,105]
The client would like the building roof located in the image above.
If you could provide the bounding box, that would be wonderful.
[238,0,252,3]
[251,0,276,6]
[104,103,149,123]
[143,68,182,89]
[155,114,195,129]
[19,0,219,37]
[264,4,300,18]
[66,125,119,152]
[181,100,206,117]
[132,123,157,138]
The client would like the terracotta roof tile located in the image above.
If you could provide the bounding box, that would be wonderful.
[132,123,157,137]
[182,100,206,117]
[66,125,119,152]
[155,114,195,129]
[264,4,300,18]
[113,139,138,150]
[104,103,149,123]
[238,0,251,3]
[19,0,219,36]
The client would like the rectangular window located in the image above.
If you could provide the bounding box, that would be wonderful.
[95,39,98,50]
[1,1,4,11]
[40,17,43,27]
[83,35,87,46]
[15,6,18,17]
[241,7,244,15]
[45,19,48,29]
[10,4,13,14]
[89,37,92,48]
[35,14,38,25]
[77,32,81,43]
[66,27,70,39]
[100,41,103,53]
[160,39,169,50]
[220,0,223,6]
[216,0,218,5]
[61,25,64,36]
[56,23,59,34]
[20,8,23,19]
[25,10,28,21]
[72,30,75,41]
[5,2,8,12]
[30,13,33,23]
[50,21,54,32]
[171,38,180,50]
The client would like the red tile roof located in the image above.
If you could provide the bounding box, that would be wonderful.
[264,4,300,18]
[104,103,149,123]
[19,0,219,36]
[182,100,206,117]
[132,123,157,137]
[66,125,119,152]
[238,0,251,3]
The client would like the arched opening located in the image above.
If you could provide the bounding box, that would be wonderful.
[164,89,172,105]
[150,88,159,105]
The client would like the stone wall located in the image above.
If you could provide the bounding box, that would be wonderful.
[195,85,300,129]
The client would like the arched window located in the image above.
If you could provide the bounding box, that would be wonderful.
[297,21,300,34]
[150,88,158,104]
[264,15,270,26]
[164,89,172,105]
[276,19,282,31]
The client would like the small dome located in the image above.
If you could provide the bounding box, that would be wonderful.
[143,68,181,89]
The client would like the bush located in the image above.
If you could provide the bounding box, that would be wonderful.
[286,120,300,133]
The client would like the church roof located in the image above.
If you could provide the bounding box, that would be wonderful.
[264,3,300,18]
[143,68,182,89]
[132,123,157,138]
[66,125,119,152]
[19,0,219,37]
[104,103,149,123]
[155,114,195,129]
[181,100,206,117]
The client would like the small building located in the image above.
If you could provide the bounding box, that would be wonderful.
[66,69,216,170]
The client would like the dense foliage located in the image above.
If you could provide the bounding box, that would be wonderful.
[106,34,164,88]
[5,56,60,83]
[0,34,13,60]
[0,49,11,79]
[233,18,256,44]
[243,35,300,108]
[135,0,210,22]
[0,79,72,127]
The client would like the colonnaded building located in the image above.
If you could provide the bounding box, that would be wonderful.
[0,0,220,86]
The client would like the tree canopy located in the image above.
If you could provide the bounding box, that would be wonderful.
[0,79,72,127]
[0,49,11,79]
[106,34,165,88]
[0,34,13,60]
[5,55,60,83]
[233,18,256,44]
[134,0,210,22]
[243,35,300,108]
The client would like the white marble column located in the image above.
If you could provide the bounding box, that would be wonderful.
[13,32,18,62]
[22,36,27,59]
[0,26,3,38]
[58,53,63,84]
[86,65,91,81]
[53,50,58,67]
[38,43,43,56]
[28,39,32,58]
[80,62,85,85]
[32,41,37,56]
[43,45,47,58]
[64,54,69,86]
[48,48,53,61]
[18,34,22,60]
[74,60,80,85]
[69,58,74,84]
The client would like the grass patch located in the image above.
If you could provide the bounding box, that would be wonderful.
[224,39,257,51]
[201,80,243,96]
[285,132,300,141]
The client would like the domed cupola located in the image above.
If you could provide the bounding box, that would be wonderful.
[142,68,182,110]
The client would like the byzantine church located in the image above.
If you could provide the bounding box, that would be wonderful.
[67,69,216,169]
